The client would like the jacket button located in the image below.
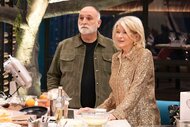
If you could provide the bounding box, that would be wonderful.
[96,83,99,85]
[95,70,99,72]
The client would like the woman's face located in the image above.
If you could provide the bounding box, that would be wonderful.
[114,24,135,50]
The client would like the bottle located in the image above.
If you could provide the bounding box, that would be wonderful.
[63,100,69,118]
[54,86,64,122]
[49,94,54,116]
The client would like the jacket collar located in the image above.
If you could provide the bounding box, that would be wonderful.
[117,45,143,61]
[73,32,107,48]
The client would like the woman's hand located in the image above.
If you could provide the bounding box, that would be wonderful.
[108,114,116,120]
[76,107,94,115]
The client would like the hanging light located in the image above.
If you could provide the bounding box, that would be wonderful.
[49,0,70,3]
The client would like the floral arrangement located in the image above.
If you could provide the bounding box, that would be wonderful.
[168,105,180,125]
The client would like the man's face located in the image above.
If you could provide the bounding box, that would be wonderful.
[78,7,101,35]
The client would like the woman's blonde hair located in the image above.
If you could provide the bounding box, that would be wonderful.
[112,16,145,50]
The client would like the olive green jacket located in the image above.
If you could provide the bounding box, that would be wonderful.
[47,32,116,108]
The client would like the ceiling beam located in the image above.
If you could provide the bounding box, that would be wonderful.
[44,0,132,18]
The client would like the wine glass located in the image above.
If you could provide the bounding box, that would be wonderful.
[179,33,187,45]
[169,32,176,43]
[147,33,154,46]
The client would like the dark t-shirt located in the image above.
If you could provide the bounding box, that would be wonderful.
[81,40,97,108]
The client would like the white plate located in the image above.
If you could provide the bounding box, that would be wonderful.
[0,122,21,127]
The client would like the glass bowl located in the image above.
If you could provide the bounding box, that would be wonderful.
[81,112,109,127]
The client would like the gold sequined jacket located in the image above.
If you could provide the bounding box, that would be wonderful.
[99,45,161,126]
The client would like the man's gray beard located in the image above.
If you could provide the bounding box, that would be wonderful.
[79,28,97,35]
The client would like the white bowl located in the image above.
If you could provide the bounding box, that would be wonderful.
[81,112,109,127]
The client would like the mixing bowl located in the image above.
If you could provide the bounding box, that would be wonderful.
[81,112,109,127]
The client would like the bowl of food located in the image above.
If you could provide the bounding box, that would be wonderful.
[81,112,109,127]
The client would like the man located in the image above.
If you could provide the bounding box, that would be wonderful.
[47,6,116,108]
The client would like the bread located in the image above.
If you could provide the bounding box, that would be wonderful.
[0,109,12,123]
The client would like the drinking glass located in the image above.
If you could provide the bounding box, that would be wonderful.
[147,33,154,46]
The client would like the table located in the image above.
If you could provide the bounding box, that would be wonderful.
[155,44,190,50]
[0,108,175,127]
[72,109,131,127]
[154,43,190,89]
[155,43,190,61]
[56,119,131,127]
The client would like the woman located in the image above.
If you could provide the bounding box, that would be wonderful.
[79,16,161,126]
